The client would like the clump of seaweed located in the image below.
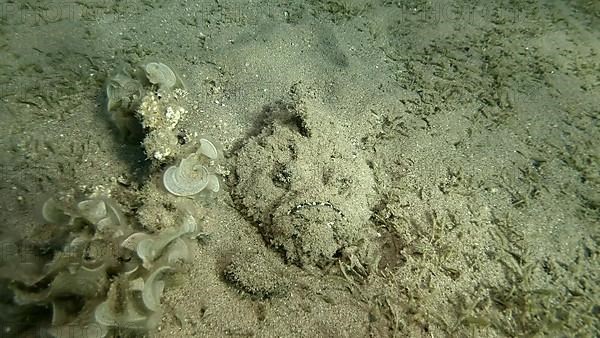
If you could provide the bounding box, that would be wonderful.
[4,192,199,337]
[142,62,185,91]
[1,59,224,338]
[162,139,222,198]
[104,61,185,146]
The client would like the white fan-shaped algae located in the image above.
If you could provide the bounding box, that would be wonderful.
[144,62,177,89]
[142,266,173,312]
[206,174,221,193]
[162,154,210,197]
[41,198,72,224]
[77,199,107,224]
[198,138,219,160]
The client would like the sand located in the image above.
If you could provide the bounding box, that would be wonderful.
[0,0,598,337]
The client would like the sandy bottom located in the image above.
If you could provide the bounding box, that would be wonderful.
[0,0,598,337]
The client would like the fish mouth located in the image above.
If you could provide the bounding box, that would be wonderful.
[273,200,348,229]
[286,201,344,216]
[267,200,350,265]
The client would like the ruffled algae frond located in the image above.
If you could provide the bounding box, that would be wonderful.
[3,59,224,338]
[7,192,201,338]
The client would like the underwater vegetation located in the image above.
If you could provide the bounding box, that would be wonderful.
[8,193,200,337]
[104,61,185,146]
[143,62,185,91]
[163,139,222,197]
[1,60,224,337]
